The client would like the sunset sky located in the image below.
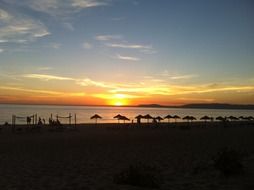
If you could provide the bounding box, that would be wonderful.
[0,0,254,106]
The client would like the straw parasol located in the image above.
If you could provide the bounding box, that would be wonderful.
[90,114,102,124]
[183,116,191,122]
[114,114,122,123]
[200,115,211,122]
[143,114,153,123]
[155,116,163,123]
[216,116,226,122]
[164,115,173,123]
[228,116,239,121]
[189,116,196,122]
[118,115,130,123]
[172,115,181,123]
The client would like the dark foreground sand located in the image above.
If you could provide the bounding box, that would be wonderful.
[0,123,254,189]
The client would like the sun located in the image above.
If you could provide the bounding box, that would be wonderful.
[114,101,124,106]
[109,94,129,106]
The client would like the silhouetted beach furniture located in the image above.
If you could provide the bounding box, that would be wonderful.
[200,116,211,122]
[216,116,228,127]
[183,116,191,123]
[228,116,239,121]
[114,114,123,123]
[143,114,153,123]
[27,116,31,125]
[135,115,143,125]
[118,115,130,124]
[172,115,181,123]
[155,116,163,123]
[164,115,173,123]
[90,114,102,124]
[216,116,225,121]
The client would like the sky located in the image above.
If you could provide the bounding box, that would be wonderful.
[0,0,254,106]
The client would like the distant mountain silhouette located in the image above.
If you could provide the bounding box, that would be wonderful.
[138,103,254,110]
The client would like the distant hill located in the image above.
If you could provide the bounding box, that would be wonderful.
[138,103,254,110]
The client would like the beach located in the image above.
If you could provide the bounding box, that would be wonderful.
[0,122,254,189]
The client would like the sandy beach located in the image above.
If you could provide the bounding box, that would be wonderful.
[0,122,253,189]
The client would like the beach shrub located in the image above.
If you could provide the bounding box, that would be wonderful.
[213,147,244,176]
[113,163,163,188]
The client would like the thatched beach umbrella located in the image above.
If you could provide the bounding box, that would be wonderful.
[135,114,143,124]
[246,116,254,121]
[183,116,191,122]
[189,116,196,122]
[164,115,173,123]
[155,116,163,123]
[119,115,130,123]
[228,116,239,121]
[216,116,226,121]
[90,114,102,124]
[135,114,144,120]
[114,114,122,123]
[172,115,181,123]
[143,114,153,123]
[200,115,211,122]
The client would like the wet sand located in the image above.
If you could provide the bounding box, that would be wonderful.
[0,122,254,189]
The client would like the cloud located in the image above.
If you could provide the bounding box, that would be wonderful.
[76,78,113,88]
[82,42,92,49]
[0,85,86,97]
[170,74,198,80]
[71,0,107,8]
[0,85,63,95]
[95,35,122,41]
[63,22,75,31]
[37,67,53,71]
[0,8,50,44]
[106,43,152,50]
[116,54,140,61]
[47,43,61,49]
[22,74,74,81]
[4,0,109,17]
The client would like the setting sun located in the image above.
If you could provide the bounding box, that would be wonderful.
[109,94,129,106]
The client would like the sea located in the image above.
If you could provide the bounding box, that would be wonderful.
[0,104,253,125]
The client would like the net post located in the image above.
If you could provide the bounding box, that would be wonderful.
[12,115,16,133]
[35,114,37,125]
[69,113,71,126]
[74,114,76,128]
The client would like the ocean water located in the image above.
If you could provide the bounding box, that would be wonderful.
[0,104,253,124]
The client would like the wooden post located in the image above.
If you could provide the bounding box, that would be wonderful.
[32,115,34,125]
[12,115,16,133]
[74,114,76,128]
[69,113,71,126]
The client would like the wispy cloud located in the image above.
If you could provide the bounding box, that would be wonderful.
[0,86,63,95]
[0,8,49,45]
[22,74,74,81]
[116,54,140,61]
[106,43,152,50]
[170,74,198,80]
[71,0,107,8]
[95,35,122,41]
[82,42,92,49]
[63,22,75,31]
[6,0,109,17]
[37,67,53,71]
[0,85,86,97]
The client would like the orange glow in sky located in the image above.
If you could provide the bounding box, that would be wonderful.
[0,1,254,106]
